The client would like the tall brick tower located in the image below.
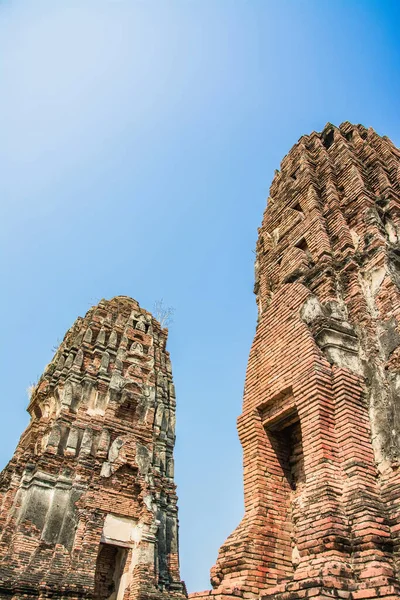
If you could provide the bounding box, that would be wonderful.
[192,123,400,600]
[0,296,186,600]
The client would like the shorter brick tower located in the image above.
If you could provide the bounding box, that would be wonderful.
[191,123,400,600]
[0,296,186,600]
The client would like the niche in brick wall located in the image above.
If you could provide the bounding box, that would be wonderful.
[94,543,128,600]
[262,405,305,570]
[266,417,305,491]
[294,237,312,261]
[292,202,304,214]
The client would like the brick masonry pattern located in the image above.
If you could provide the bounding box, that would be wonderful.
[191,122,400,600]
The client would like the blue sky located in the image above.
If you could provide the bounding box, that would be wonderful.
[1,0,399,592]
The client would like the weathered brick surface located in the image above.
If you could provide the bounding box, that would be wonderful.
[191,123,400,599]
[0,296,186,600]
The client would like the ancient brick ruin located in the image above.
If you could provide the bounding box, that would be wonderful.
[191,123,400,600]
[0,296,185,600]
[2,122,400,600]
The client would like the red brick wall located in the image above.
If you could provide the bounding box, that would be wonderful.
[193,123,400,600]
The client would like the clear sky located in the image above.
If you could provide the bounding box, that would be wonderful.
[1,0,399,593]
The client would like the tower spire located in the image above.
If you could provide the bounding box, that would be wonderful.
[0,296,186,600]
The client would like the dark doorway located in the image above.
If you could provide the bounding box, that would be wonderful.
[267,417,305,490]
[94,543,127,600]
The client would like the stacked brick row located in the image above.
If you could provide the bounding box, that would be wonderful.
[191,123,400,599]
[0,296,186,600]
